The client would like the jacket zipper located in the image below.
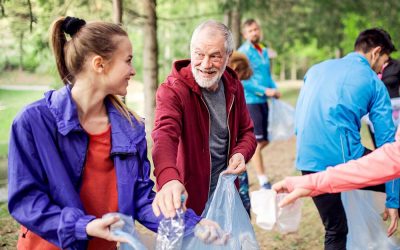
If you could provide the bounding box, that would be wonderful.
[78,133,90,187]
[226,96,235,165]
[200,96,212,198]
[22,227,29,238]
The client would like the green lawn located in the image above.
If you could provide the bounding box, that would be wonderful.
[0,89,44,158]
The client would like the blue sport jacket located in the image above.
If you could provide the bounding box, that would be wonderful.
[295,52,399,208]
[238,41,277,104]
[7,85,200,249]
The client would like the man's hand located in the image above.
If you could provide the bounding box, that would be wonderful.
[272,180,312,207]
[383,207,399,237]
[152,180,187,218]
[86,216,128,243]
[265,88,281,99]
[223,153,246,175]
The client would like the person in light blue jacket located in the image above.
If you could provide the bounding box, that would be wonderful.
[238,19,280,189]
[296,28,399,250]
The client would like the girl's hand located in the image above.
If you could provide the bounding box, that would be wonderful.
[86,216,128,243]
[272,180,312,207]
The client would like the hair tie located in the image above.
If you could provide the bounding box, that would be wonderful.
[62,16,86,37]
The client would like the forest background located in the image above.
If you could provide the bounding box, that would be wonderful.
[1,0,400,249]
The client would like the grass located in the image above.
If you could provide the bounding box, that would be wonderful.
[0,89,44,158]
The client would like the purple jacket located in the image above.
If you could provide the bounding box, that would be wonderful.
[7,85,201,249]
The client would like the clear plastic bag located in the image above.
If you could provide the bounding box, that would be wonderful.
[268,99,295,141]
[102,212,147,250]
[341,190,399,250]
[250,189,302,233]
[275,193,302,233]
[155,208,185,250]
[183,174,259,249]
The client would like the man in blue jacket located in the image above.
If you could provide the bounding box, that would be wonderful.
[296,28,399,250]
[238,19,280,189]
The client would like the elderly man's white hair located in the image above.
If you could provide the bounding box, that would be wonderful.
[190,20,234,55]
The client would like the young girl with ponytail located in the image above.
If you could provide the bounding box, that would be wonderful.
[7,16,215,250]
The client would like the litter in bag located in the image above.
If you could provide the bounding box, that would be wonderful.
[268,99,295,141]
[183,174,259,249]
[102,212,147,250]
[342,190,399,250]
[155,208,185,250]
[251,189,302,233]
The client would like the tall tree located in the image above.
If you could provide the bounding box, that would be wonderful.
[112,0,122,24]
[142,0,158,138]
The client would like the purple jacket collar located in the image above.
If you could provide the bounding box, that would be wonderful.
[44,85,145,155]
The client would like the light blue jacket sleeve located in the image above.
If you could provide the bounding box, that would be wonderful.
[369,79,399,208]
[241,78,267,97]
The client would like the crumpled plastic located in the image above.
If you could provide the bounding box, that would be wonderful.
[182,174,259,249]
[155,208,185,250]
[342,190,400,250]
[268,99,295,141]
[250,189,302,233]
[103,212,147,250]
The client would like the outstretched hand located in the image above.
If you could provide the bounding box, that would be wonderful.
[383,207,399,237]
[272,180,312,207]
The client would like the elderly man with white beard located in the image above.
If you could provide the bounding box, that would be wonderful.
[151,20,257,218]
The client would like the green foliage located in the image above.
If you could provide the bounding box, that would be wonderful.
[0,89,44,158]
[1,0,400,81]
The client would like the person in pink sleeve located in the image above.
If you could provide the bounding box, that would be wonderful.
[272,136,400,236]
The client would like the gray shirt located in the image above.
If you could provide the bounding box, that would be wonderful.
[201,80,229,197]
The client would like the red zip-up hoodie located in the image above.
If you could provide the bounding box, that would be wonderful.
[152,60,257,215]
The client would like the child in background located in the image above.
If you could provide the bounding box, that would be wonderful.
[8,16,218,250]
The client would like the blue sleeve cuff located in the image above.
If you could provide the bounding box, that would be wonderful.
[183,209,202,237]
[75,215,96,240]
[385,179,400,208]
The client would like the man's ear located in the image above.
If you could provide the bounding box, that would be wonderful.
[371,46,382,59]
[92,55,105,73]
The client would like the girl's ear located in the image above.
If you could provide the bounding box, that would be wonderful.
[92,55,105,73]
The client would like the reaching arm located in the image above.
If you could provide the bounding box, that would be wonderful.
[284,141,400,196]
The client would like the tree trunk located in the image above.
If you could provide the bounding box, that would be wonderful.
[230,1,241,49]
[112,0,126,103]
[223,10,231,28]
[290,55,297,80]
[280,58,286,81]
[143,0,158,141]
[19,32,24,71]
[112,0,123,24]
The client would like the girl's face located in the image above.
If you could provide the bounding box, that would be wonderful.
[102,36,136,96]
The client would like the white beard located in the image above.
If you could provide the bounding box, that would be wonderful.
[191,60,228,89]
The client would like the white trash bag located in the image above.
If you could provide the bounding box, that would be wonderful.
[268,99,295,141]
[342,190,399,250]
[251,189,302,233]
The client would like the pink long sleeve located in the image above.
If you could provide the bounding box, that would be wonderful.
[285,141,400,196]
